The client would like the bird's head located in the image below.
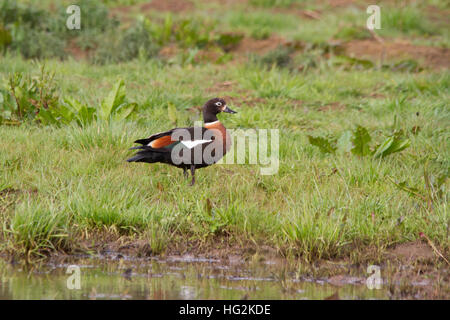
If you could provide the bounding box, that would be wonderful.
[202,98,237,123]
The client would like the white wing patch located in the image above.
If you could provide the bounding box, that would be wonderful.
[180,140,212,149]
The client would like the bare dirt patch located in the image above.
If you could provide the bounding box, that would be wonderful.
[65,40,91,61]
[328,0,357,7]
[194,48,224,64]
[425,5,450,25]
[140,0,194,13]
[0,188,20,197]
[0,187,37,197]
[366,92,386,99]
[158,44,180,60]
[343,39,450,69]
[233,36,288,56]
[318,102,346,112]
[389,240,435,262]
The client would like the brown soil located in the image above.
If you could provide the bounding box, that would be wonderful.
[0,187,38,197]
[343,39,450,69]
[140,0,194,13]
[318,102,346,112]
[194,48,224,64]
[65,40,91,61]
[367,92,386,99]
[233,36,288,56]
[389,240,435,262]
[425,5,450,25]
[73,232,450,270]
[328,0,357,7]
[158,44,180,59]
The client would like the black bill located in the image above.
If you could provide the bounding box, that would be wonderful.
[223,105,237,114]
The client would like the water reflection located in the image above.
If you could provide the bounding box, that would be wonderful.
[0,255,389,300]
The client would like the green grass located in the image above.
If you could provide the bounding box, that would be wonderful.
[380,5,439,37]
[0,1,449,262]
[0,55,448,261]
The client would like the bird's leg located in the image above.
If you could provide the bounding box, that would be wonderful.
[189,165,196,186]
[183,167,188,179]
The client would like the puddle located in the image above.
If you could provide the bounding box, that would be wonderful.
[0,255,390,300]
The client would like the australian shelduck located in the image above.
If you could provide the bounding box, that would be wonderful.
[127,98,237,185]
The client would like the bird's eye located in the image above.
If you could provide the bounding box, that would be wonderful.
[215,102,222,107]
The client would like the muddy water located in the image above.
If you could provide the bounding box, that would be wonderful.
[0,254,389,300]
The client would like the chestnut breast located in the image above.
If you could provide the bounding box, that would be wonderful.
[204,121,231,154]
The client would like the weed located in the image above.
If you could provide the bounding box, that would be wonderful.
[308,125,411,159]
[257,46,295,69]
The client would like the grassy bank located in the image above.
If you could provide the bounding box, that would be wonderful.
[0,0,448,264]
[0,57,448,262]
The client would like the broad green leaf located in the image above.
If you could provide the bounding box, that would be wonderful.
[351,125,371,156]
[336,130,352,154]
[76,106,96,126]
[373,132,410,159]
[37,108,58,126]
[373,136,394,159]
[112,103,136,122]
[386,136,410,155]
[307,135,336,154]
[63,97,85,112]
[55,104,75,123]
[100,79,126,120]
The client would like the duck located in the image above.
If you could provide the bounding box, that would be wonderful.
[127,98,237,185]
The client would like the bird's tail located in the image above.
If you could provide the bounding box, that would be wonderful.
[126,146,166,163]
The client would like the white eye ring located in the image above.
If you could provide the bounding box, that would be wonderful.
[215,102,222,107]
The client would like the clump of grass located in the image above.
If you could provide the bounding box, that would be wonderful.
[251,28,272,40]
[255,45,295,69]
[381,5,438,36]
[7,201,69,259]
[240,64,305,98]
[334,26,372,41]
[92,21,159,65]
[225,10,298,37]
